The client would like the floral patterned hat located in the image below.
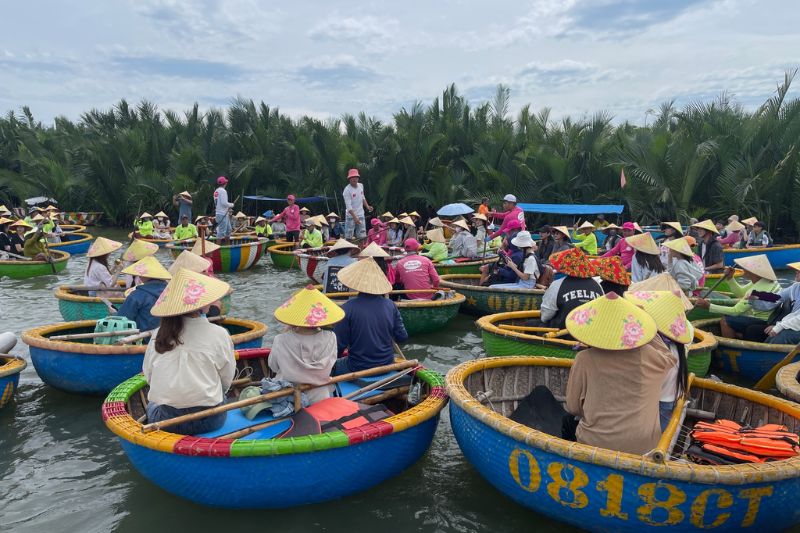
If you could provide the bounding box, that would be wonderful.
[151,268,231,317]
[168,250,212,275]
[624,290,693,344]
[591,256,630,285]
[122,239,159,262]
[274,285,345,328]
[550,247,597,279]
[87,236,123,258]
[628,273,694,311]
[121,255,172,280]
[566,292,657,351]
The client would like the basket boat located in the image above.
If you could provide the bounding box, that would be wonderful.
[477,310,717,377]
[694,318,797,383]
[47,232,94,255]
[54,285,232,321]
[0,355,26,409]
[61,224,87,233]
[447,356,800,532]
[297,246,406,284]
[170,236,269,273]
[0,250,70,280]
[267,242,300,269]
[62,211,103,226]
[22,317,267,395]
[701,269,744,294]
[102,354,448,508]
[723,244,800,269]
[777,362,800,403]
[434,256,498,276]
[439,274,544,316]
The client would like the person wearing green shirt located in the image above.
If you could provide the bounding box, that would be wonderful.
[572,221,598,255]
[254,217,273,237]
[135,213,154,237]
[300,219,323,248]
[173,215,198,240]
[694,254,781,340]
[421,228,448,262]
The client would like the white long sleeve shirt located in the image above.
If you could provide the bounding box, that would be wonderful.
[773,283,800,334]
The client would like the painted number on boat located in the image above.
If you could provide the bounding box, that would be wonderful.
[508,448,771,528]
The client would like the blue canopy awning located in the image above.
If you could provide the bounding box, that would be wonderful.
[244,195,331,203]
[517,203,624,215]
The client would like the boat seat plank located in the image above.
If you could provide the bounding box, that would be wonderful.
[196,409,292,440]
[334,371,412,399]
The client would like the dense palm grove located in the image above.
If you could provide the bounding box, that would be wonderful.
[1,72,799,236]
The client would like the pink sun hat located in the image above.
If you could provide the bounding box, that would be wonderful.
[347,168,360,179]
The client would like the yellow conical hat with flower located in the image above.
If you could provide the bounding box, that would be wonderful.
[87,236,123,258]
[566,292,657,351]
[663,237,694,258]
[191,239,221,256]
[628,272,694,312]
[359,242,390,258]
[691,219,719,234]
[122,256,172,280]
[151,268,231,317]
[624,290,693,344]
[274,285,345,328]
[169,250,212,275]
[122,239,160,262]
[734,254,777,281]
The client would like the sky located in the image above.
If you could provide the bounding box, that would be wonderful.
[1,0,798,125]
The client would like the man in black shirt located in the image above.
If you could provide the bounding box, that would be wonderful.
[692,219,723,272]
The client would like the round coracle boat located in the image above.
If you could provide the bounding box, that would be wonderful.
[297,246,406,284]
[60,224,87,233]
[447,356,800,532]
[439,274,544,316]
[170,236,269,273]
[268,241,301,269]
[723,244,800,269]
[0,355,26,409]
[47,232,94,255]
[477,310,717,377]
[62,211,103,226]
[777,362,800,403]
[434,255,498,276]
[0,250,70,280]
[126,232,176,247]
[22,317,267,395]
[103,353,448,508]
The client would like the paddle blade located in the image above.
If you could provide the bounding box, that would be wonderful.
[754,345,800,391]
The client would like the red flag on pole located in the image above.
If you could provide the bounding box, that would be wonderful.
[620,168,627,189]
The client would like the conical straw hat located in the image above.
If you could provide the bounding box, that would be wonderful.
[661,221,684,234]
[734,254,777,281]
[195,215,208,223]
[691,219,719,234]
[472,213,487,222]
[381,211,393,218]
[566,292,657,351]
[663,237,694,258]
[0,216,12,225]
[726,220,745,232]
[577,221,595,231]
[31,214,45,221]
[191,239,221,256]
[550,248,597,278]
[179,191,192,198]
[427,217,443,227]
[87,237,123,258]
[46,204,59,211]
[552,226,571,239]
[155,211,168,218]
[9,220,32,229]
[0,205,10,214]
[169,250,212,275]
[299,207,310,213]
[274,285,345,328]
[409,211,420,217]
[788,262,800,272]
[399,216,415,226]
[312,214,328,226]
[398,212,408,218]
[255,216,267,224]
[591,256,630,285]
[327,212,340,219]
[601,223,620,231]
[633,222,643,233]
[624,290,693,344]
[234,211,247,219]
[452,219,470,231]
[122,239,160,262]
[387,217,400,224]
[626,232,660,255]
[337,257,392,295]
[742,217,758,226]
[426,228,446,243]
[327,238,359,256]
[139,212,153,219]
[151,268,231,317]
[122,256,172,280]
[359,242,390,258]
[628,273,693,311]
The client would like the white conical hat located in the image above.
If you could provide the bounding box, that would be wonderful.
[359,242,390,258]
[337,257,392,295]
[734,254,777,282]
[191,239,221,256]
[87,237,123,258]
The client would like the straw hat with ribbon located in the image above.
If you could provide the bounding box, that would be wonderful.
[629,273,694,311]
[169,250,212,275]
[591,256,630,286]
[122,256,172,280]
[138,212,153,219]
[726,220,745,233]
[552,226,571,239]
[601,223,620,232]
[550,247,597,278]
[155,211,169,218]
[661,221,684,235]
[427,217,443,227]
[359,242,390,258]
[327,238,359,256]
[274,285,345,328]
[87,237,123,258]
[150,269,231,318]
[624,290,693,344]
[337,257,392,295]
[663,237,694,258]
[122,239,160,262]
[399,216,415,227]
[9,220,32,229]
[566,292,657,351]
[734,254,777,281]
[626,232,660,255]
[191,239,221,256]
[380,211,393,219]
[691,219,719,234]
[426,228,446,243]
[452,219,470,232]
[577,221,595,233]
[472,213,487,222]
[742,216,758,226]
[327,212,340,219]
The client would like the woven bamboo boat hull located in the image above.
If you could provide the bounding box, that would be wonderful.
[777,362,800,403]
[60,224,88,233]
[447,356,800,532]
[478,310,715,377]
[723,244,800,269]
[434,256,498,276]
[268,242,300,269]
[62,212,103,225]
[0,356,26,409]
[22,318,267,395]
[170,237,268,272]
[47,232,94,255]
[439,274,543,316]
[0,250,70,279]
[126,232,175,247]
[102,365,448,508]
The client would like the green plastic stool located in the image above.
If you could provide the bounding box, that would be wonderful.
[94,316,141,345]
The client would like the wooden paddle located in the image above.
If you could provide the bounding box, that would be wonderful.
[699,267,733,298]
[753,341,800,391]
[344,365,419,401]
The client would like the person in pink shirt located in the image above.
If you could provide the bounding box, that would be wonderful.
[366,218,387,246]
[394,239,440,300]
[718,220,746,248]
[488,194,526,240]
[601,222,637,269]
[269,194,301,242]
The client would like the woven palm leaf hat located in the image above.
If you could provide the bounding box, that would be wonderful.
[337,257,392,295]
[566,292,657,351]
[426,228,447,243]
[726,220,745,232]
[452,219,471,231]
[628,272,694,312]
[626,232,660,255]
[87,237,123,258]
[122,239,160,262]
[234,211,248,219]
[380,211,394,219]
[788,262,800,272]
[427,217,444,227]
[691,219,719,235]
[734,254,777,281]
[742,216,758,226]
[663,237,694,258]
[577,221,596,233]
[191,239,221,256]
[169,250,212,275]
[551,226,571,239]
[138,212,153,219]
[151,268,231,317]
[660,221,684,235]
[359,242,390,258]
[122,256,172,280]
[326,238,359,257]
[274,285,345,328]
[155,211,169,219]
[601,223,620,232]
[399,216,416,227]
[625,290,694,344]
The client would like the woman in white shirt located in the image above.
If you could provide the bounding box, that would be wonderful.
[143,268,235,435]
[627,233,665,283]
[84,237,123,297]
[490,231,540,289]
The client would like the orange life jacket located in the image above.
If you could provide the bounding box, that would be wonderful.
[690,419,800,462]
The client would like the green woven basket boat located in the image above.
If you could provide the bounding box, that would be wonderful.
[268,242,300,269]
[476,310,717,377]
[0,250,70,280]
[439,274,543,316]
[434,256,498,276]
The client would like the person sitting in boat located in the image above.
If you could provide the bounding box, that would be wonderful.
[765,261,800,345]
[479,237,522,286]
[385,218,403,248]
[449,219,478,259]
[23,219,52,262]
[168,250,221,315]
[0,216,12,257]
[471,213,488,243]
[232,211,249,234]
[327,212,344,240]
[252,216,272,238]
[299,206,311,227]
[572,221,598,256]
[379,211,394,224]
[143,269,235,435]
[657,222,683,264]
[627,233,665,283]
[399,216,417,243]
[489,231,540,289]
[421,228,448,262]
[741,216,758,242]
[269,195,301,243]
[601,223,621,253]
[120,238,160,288]
[691,219,723,272]
[41,209,62,243]
[549,226,574,256]
[332,257,408,375]
[563,293,674,454]
[85,237,124,296]
[152,211,172,239]
[535,225,555,264]
[321,239,359,293]
[394,239,440,299]
[695,255,781,340]
[8,220,30,256]
[592,213,609,229]
[172,214,198,241]
[408,211,423,236]
[601,221,636,268]
[270,217,287,240]
[270,286,344,404]
[664,237,704,294]
[539,248,603,328]
[746,221,772,248]
[487,194,525,241]
[115,256,171,331]
[718,220,746,249]
[300,218,323,249]
[367,217,387,246]
[134,212,155,238]
[359,242,396,287]
[591,256,630,296]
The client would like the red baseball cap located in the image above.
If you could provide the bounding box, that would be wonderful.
[287,194,296,201]
[217,176,228,185]
[347,168,360,179]
[404,239,420,251]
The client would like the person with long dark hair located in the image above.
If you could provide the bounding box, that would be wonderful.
[84,237,123,296]
[626,233,665,283]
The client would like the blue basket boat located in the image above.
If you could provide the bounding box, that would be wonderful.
[0,355,26,409]
[722,244,800,269]
[447,356,800,532]
[47,232,94,255]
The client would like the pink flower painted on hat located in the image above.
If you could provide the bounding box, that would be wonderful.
[154,286,170,306]
[621,314,645,348]
[631,291,657,302]
[182,279,207,305]
[670,316,687,339]
[133,263,148,276]
[569,307,596,326]
[305,302,328,327]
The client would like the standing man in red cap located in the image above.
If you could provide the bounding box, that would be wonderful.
[213,176,234,244]
[343,168,372,241]
[269,194,302,244]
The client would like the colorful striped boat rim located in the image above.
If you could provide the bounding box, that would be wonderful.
[692,318,795,352]
[447,356,800,484]
[777,362,800,403]
[0,249,70,267]
[102,365,448,457]
[439,274,545,295]
[268,242,298,256]
[22,318,267,355]
[47,232,94,250]
[0,355,26,379]
[324,290,466,308]
[171,236,270,251]
[54,285,126,305]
